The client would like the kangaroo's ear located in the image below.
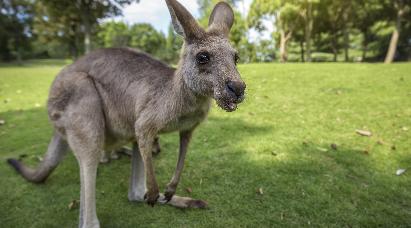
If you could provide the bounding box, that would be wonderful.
[165,0,204,41]
[208,2,234,37]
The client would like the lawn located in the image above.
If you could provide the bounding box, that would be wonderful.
[0,60,410,227]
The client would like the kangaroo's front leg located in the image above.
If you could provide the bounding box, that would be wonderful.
[128,137,207,209]
[137,133,160,206]
[164,130,193,201]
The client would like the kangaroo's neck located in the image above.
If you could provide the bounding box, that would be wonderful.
[170,66,211,114]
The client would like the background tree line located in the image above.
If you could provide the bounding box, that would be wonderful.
[0,0,410,64]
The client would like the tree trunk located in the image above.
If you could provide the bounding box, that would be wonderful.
[78,0,92,54]
[84,18,91,54]
[361,30,368,61]
[331,36,338,62]
[279,30,291,63]
[342,6,350,62]
[384,7,404,63]
[16,49,22,65]
[343,28,349,62]
[362,42,368,61]
[333,51,337,62]
[69,41,78,60]
[300,40,305,62]
[305,0,313,62]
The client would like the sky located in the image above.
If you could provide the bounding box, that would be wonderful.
[110,0,273,41]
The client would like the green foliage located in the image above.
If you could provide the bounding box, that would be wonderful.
[0,0,33,62]
[163,24,183,64]
[1,62,411,226]
[1,0,411,63]
[129,23,166,55]
[96,21,170,61]
[97,21,129,48]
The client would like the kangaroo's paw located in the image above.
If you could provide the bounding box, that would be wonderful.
[164,186,176,202]
[119,146,132,157]
[144,189,160,207]
[99,156,109,164]
[157,193,208,209]
[110,150,120,160]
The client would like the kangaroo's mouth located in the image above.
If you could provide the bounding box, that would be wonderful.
[213,81,246,112]
[214,93,245,112]
[216,99,238,112]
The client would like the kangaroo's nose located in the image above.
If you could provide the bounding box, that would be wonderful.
[227,81,246,97]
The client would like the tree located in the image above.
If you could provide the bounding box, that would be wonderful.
[129,23,166,56]
[39,0,138,55]
[33,1,83,59]
[384,0,410,63]
[0,0,33,62]
[164,23,183,63]
[352,0,383,61]
[303,0,313,61]
[98,21,129,48]
[314,0,349,61]
[248,0,315,63]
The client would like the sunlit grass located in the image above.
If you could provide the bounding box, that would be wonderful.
[0,61,410,227]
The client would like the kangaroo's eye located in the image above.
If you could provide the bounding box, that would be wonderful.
[234,54,239,65]
[196,52,210,65]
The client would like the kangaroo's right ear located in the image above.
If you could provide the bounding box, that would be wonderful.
[165,0,204,42]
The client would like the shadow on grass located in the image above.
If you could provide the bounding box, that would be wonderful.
[1,108,410,227]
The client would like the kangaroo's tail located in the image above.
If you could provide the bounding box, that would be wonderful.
[7,133,69,183]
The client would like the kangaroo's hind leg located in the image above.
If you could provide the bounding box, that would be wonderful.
[61,72,105,228]
[128,142,146,202]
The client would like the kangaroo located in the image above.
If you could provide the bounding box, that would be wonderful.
[7,0,246,227]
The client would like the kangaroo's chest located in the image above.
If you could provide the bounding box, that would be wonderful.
[160,101,210,134]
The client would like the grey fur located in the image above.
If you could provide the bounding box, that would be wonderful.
[7,1,245,227]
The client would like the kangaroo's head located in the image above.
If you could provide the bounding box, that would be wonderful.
[166,0,246,112]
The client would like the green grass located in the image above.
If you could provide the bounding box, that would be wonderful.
[1,60,410,227]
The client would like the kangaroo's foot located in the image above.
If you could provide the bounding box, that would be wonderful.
[110,150,120,160]
[99,152,109,164]
[158,194,208,209]
[164,184,176,202]
[144,188,160,206]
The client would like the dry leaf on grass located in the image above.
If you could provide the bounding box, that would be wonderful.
[355,129,372,137]
[330,143,338,150]
[257,187,263,195]
[185,187,192,194]
[68,200,79,210]
[317,147,328,152]
[0,120,5,125]
[377,140,385,145]
[396,169,407,176]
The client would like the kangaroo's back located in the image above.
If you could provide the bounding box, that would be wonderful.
[67,48,175,89]
[48,48,176,140]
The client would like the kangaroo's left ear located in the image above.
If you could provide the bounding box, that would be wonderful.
[208,2,234,37]
[165,0,204,42]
